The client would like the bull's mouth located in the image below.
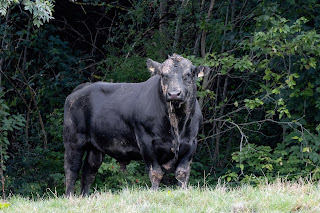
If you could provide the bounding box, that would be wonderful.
[167,98,184,103]
[166,94,185,103]
[168,99,186,108]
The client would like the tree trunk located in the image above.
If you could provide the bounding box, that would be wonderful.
[193,0,206,56]
[221,129,233,168]
[22,18,32,75]
[213,75,229,164]
[200,0,215,58]
[198,0,216,109]
[213,0,235,166]
[18,70,48,149]
[0,143,5,200]
[159,0,168,58]
[159,0,168,33]
[172,0,187,53]
[211,74,220,163]
[0,9,10,200]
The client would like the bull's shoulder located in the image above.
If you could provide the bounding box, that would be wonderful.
[64,82,99,107]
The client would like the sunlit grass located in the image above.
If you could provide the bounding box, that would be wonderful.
[2,179,320,212]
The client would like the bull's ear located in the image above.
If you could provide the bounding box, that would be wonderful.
[146,59,162,76]
[193,65,210,78]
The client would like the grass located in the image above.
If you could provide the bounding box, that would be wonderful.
[1,180,320,212]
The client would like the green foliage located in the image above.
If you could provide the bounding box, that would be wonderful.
[96,55,150,83]
[0,0,54,27]
[188,1,320,185]
[0,0,19,16]
[94,156,149,192]
[0,89,25,172]
[23,0,55,27]
[6,143,65,195]
[229,130,320,182]
[232,144,281,177]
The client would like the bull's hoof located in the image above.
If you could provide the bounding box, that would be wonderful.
[151,184,160,190]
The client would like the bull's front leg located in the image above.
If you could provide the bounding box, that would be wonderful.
[175,161,192,189]
[148,164,164,190]
[175,139,197,189]
[137,132,163,190]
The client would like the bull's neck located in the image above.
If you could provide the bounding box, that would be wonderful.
[166,92,196,135]
[166,95,196,163]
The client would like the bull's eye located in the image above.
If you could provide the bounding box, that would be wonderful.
[161,73,168,81]
[183,73,192,81]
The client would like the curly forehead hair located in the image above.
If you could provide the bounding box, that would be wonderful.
[169,53,182,62]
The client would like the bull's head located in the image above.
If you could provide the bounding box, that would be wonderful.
[147,54,210,103]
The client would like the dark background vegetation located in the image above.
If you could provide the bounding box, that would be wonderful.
[1,0,320,196]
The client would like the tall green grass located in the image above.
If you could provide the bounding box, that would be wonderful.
[1,180,320,212]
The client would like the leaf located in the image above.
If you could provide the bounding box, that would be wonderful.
[240,164,244,170]
[292,73,299,78]
[272,88,280,94]
[278,98,285,106]
[303,147,311,153]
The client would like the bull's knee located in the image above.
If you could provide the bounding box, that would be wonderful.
[175,166,191,189]
[149,167,163,190]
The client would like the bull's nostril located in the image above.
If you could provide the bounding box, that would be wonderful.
[167,91,181,100]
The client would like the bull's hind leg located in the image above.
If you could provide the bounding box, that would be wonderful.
[64,148,84,197]
[80,148,105,196]
[64,127,87,197]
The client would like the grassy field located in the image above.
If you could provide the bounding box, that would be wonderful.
[1,180,320,212]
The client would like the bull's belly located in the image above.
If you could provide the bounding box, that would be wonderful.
[101,137,175,164]
[93,132,142,162]
[105,138,142,162]
[92,127,180,168]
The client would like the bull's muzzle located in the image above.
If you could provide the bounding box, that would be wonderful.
[166,90,183,102]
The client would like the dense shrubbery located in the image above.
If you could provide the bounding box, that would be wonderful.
[0,0,320,196]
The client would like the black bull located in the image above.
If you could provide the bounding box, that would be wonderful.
[63,54,210,196]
